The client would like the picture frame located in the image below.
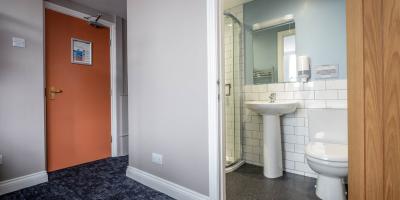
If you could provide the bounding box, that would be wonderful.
[71,38,92,65]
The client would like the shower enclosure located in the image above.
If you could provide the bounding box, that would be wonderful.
[224,13,244,170]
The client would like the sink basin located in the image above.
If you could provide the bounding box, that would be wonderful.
[245,100,298,178]
[245,101,298,115]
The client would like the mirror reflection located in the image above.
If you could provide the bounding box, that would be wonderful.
[252,22,296,84]
[242,0,347,85]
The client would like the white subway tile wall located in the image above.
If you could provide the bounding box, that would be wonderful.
[243,79,347,177]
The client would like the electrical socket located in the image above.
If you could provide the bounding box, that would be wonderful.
[151,153,163,165]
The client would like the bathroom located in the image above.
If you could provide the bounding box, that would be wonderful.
[223,0,347,199]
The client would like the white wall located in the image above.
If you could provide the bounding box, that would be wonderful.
[126,0,209,196]
[0,0,46,181]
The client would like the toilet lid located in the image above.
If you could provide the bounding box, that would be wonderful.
[306,142,348,162]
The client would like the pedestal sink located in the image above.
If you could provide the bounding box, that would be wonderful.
[245,101,298,178]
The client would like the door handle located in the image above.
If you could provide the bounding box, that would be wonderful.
[48,86,63,100]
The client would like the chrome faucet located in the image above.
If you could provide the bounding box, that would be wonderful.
[269,92,276,103]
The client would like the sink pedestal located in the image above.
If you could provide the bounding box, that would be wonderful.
[244,101,297,179]
[263,114,283,178]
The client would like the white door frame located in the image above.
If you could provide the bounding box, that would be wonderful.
[207,0,225,199]
[44,2,119,157]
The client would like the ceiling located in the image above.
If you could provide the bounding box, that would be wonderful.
[68,0,127,19]
[224,0,254,9]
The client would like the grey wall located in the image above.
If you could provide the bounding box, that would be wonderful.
[0,0,46,181]
[244,0,347,83]
[127,0,209,196]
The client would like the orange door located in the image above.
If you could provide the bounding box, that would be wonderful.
[45,9,111,172]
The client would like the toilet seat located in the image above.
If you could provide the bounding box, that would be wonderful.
[306,142,348,162]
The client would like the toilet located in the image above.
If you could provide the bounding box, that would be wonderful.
[305,109,348,200]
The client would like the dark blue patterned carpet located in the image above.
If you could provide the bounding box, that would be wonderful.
[0,156,173,200]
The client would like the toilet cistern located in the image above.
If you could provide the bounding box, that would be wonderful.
[245,100,298,178]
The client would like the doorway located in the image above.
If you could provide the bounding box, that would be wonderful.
[45,8,113,172]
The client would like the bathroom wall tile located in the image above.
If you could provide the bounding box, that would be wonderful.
[293,91,315,100]
[295,127,308,136]
[243,146,253,153]
[295,144,305,153]
[285,152,305,162]
[303,80,326,91]
[295,162,315,173]
[252,146,261,154]
[276,92,294,100]
[295,109,307,117]
[338,90,347,100]
[244,153,259,163]
[243,85,253,93]
[296,136,305,144]
[284,160,295,170]
[251,115,262,123]
[304,137,310,145]
[282,117,294,126]
[257,93,267,101]
[326,79,347,90]
[268,83,285,91]
[285,82,303,91]
[305,100,326,108]
[245,123,259,131]
[326,100,347,109]
[284,143,295,152]
[245,93,258,101]
[295,100,306,109]
[253,84,268,93]
[282,125,294,135]
[305,172,318,178]
[285,169,305,176]
[244,138,259,146]
[284,135,297,144]
[294,118,305,127]
[315,90,338,100]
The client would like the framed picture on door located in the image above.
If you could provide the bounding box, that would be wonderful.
[71,38,92,65]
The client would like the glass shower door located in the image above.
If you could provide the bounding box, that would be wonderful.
[224,15,242,167]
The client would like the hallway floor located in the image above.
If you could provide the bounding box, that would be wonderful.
[0,156,173,200]
[226,164,319,200]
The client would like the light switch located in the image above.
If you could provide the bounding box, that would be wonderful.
[12,37,25,48]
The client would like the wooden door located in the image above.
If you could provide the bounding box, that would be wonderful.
[348,0,400,199]
[45,9,111,171]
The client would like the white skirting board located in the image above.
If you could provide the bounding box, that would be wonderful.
[126,166,209,200]
[0,171,48,196]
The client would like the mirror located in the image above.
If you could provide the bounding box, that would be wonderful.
[243,0,347,85]
[252,22,296,84]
